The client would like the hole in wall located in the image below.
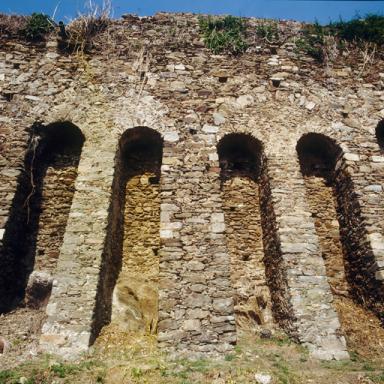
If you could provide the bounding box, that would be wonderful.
[297,132,384,357]
[376,119,384,151]
[92,127,163,344]
[218,133,279,335]
[2,92,13,102]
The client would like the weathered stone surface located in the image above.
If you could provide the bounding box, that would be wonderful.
[0,13,383,363]
[25,271,53,309]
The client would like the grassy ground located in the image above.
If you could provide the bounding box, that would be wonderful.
[1,329,383,384]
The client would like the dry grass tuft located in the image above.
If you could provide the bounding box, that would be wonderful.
[334,296,384,359]
[0,14,28,37]
[64,0,112,53]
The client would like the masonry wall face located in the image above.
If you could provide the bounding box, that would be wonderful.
[0,13,384,360]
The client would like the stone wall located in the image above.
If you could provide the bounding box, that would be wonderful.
[0,12,383,361]
[376,120,384,150]
[222,176,274,331]
[219,134,274,332]
[334,155,384,320]
[111,171,161,333]
[0,122,83,312]
[297,134,384,353]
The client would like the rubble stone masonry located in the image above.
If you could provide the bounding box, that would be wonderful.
[0,13,383,361]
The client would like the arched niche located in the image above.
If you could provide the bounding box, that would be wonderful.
[92,127,163,343]
[217,133,277,333]
[0,121,85,313]
[297,132,384,353]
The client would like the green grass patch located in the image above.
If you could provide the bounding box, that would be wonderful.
[224,353,236,361]
[368,370,384,383]
[273,358,299,384]
[198,15,248,54]
[0,359,104,384]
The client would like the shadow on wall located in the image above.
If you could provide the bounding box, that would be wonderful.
[376,119,384,151]
[297,133,384,322]
[0,121,85,313]
[91,126,163,344]
[217,133,294,336]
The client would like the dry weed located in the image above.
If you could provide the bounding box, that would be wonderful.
[64,0,112,53]
[334,296,384,359]
[0,14,27,37]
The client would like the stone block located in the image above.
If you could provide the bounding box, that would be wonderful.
[202,124,219,134]
[185,293,211,308]
[211,222,225,233]
[375,270,384,281]
[163,132,179,142]
[371,156,384,162]
[160,229,173,239]
[183,319,201,331]
[187,261,205,271]
[344,153,360,161]
[212,298,233,315]
[211,212,225,223]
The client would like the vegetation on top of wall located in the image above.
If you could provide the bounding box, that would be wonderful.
[0,1,111,51]
[295,22,329,62]
[256,21,280,43]
[295,14,384,62]
[328,14,384,45]
[22,13,55,41]
[198,15,248,55]
[63,0,112,53]
[0,14,27,37]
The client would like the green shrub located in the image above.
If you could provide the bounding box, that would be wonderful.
[23,13,55,41]
[296,21,327,62]
[198,15,248,55]
[295,14,384,62]
[329,14,384,45]
[0,369,17,382]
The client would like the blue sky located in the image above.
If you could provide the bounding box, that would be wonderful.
[0,1,383,24]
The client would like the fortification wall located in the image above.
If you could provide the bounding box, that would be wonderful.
[0,13,383,362]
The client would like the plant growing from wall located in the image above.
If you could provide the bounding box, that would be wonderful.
[295,22,327,62]
[329,14,384,46]
[0,14,28,37]
[22,13,55,41]
[295,14,384,63]
[63,0,111,53]
[198,15,248,55]
[256,21,280,43]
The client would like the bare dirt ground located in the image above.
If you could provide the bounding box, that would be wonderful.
[0,307,46,369]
